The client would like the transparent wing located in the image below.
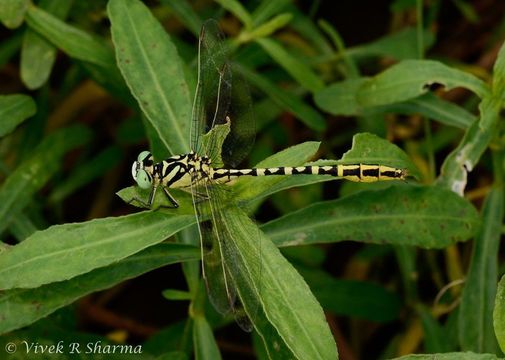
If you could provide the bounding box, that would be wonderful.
[189,19,260,331]
[221,67,255,167]
[190,19,255,166]
[190,19,232,158]
[211,185,260,331]
[191,176,235,316]
[192,176,260,331]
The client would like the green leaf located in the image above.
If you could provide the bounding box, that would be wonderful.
[20,30,57,90]
[9,213,39,241]
[108,0,191,155]
[117,185,196,212]
[315,80,476,129]
[0,212,194,290]
[392,352,500,360]
[437,97,501,194]
[224,207,338,359]
[318,19,359,78]
[25,5,130,102]
[356,60,489,107]
[349,27,435,61]
[494,274,505,353]
[339,132,419,178]
[459,187,503,353]
[25,6,113,69]
[289,8,333,55]
[301,268,401,322]
[0,126,90,234]
[418,306,452,353]
[246,13,292,41]
[251,0,290,27]
[0,243,198,334]
[0,94,36,137]
[372,92,476,129]
[238,65,326,131]
[163,289,192,301]
[143,320,192,356]
[159,0,201,36]
[193,316,222,360]
[0,0,28,29]
[256,38,324,93]
[491,28,505,98]
[438,42,505,194]
[20,0,73,90]
[215,0,251,28]
[314,78,368,116]
[262,185,480,248]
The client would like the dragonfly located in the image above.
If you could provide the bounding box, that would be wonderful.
[130,19,407,331]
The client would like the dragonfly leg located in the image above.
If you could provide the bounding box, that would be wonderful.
[162,187,180,208]
[128,185,157,209]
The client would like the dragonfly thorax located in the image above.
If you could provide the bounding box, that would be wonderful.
[132,151,214,190]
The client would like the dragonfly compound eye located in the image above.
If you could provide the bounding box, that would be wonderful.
[135,169,152,189]
[131,161,139,180]
[137,150,151,163]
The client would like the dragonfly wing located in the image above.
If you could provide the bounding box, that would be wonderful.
[221,66,255,168]
[190,19,255,167]
[190,19,232,160]
[192,177,235,316]
[208,184,261,332]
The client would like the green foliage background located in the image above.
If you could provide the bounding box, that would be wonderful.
[0,0,504,359]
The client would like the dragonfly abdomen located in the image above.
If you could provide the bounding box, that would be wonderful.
[212,164,406,183]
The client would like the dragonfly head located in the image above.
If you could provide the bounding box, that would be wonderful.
[132,151,154,189]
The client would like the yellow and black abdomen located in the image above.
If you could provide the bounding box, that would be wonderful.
[212,164,406,182]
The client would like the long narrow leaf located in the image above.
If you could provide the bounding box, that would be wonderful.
[459,187,503,352]
[437,97,500,194]
[0,243,199,334]
[20,0,73,89]
[0,126,90,234]
[25,5,131,102]
[494,274,505,353]
[193,316,222,360]
[256,38,324,93]
[225,207,338,359]
[159,0,201,36]
[262,185,480,248]
[0,94,36,137]
[315,81,476,129]
[0,212,194,290]
[356,60,489,106]
[108,0,191,155]
[438,41,505,194]
[0,0,28,29]
[215,0,251,27]
[238,65,326,131]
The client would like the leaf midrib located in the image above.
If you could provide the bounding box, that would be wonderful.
[230,215,327,359]
[0,215,193,285]
[120,1,187,154]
